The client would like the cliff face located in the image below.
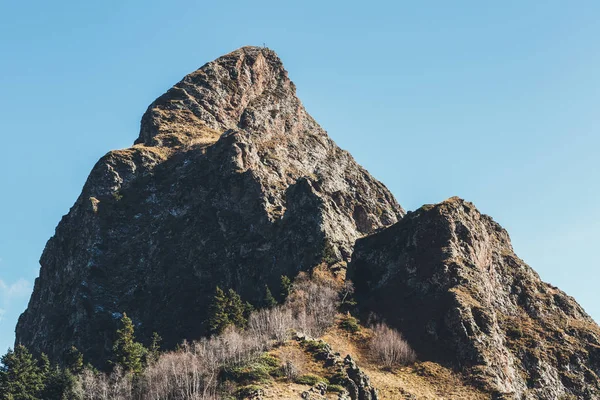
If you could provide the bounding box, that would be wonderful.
[16,47,403,366]
[349,197,600,399]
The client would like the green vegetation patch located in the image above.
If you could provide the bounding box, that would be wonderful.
[222,353,282,385]
[294,373,328,386]
[327,384,347,393]
[234,384,263,399]
[339,314,361,333]
[303,339,329,354]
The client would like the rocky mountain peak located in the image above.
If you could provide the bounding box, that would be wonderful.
[137,46,298,148]
[16,47,403,367]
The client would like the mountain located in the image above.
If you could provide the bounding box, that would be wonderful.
[15,47,600,399]
[16,47,403,367]
[349,197,600,399]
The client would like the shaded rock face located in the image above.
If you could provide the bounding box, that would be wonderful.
[349,197,600,399]
[16,47,403,366]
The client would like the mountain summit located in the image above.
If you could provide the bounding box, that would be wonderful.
[16,47,403,366]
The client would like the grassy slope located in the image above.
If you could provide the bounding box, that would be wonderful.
[248,315,489,400]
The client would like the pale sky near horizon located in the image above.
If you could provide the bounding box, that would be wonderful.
[1,1,599,355]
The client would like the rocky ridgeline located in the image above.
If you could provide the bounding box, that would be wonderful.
[17,47,600,398]
[295,334,378,400]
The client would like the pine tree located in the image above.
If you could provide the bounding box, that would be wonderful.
[226,289,247,329]
[39,367,78,400]
[64,346,83,374]
[208,286,230,335]
[148,332,162,363]
[280,275,292,302]
[0,345,44,400]
[263,285,277,308]
[38,353,50,380]
[243,301,254,322]
[112,313,147,374]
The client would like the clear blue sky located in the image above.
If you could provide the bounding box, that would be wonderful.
[1,1,599,354]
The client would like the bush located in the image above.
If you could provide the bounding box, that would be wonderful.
[248,306,293,345]
[370,322,417,368]
[294,374,327,386]
[303,339,329,355]
[327,384,346,393]
[222,353,282,384]
[234,384,263,399]
[339,314,360,333]
[327,371,348,386]
[285,279,338,337]
[280,360,297,380]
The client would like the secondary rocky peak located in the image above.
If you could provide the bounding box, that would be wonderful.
[349,197,600,399]
[137,46,300,148]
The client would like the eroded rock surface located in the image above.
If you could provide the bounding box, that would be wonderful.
[16,47,403,366]
[349,197,600,399]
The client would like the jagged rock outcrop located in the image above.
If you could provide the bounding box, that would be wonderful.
[349,197,600,399]
[16,47,403,366]
[296,334,378,400]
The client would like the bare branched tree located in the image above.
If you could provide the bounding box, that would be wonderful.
[369,322,417,368]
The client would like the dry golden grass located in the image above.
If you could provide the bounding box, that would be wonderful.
[262,341,337,399]
[324,318,489,399]
[254,316,490,399]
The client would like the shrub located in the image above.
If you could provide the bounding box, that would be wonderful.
[280,360,297,380]
[339,314,360,333]
[370,322,417,368]
[294,374,327,386]
[223,363,271,384]
[327,384,346,393]
[222,353,281,385]
[286,279,338,337]
[303,339,329,355]
[321,241,338,265]
[234,384,263,399]
[327,371,348,386]
[248,306,293,345]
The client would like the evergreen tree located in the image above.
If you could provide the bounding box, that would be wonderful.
[38,353,50,379]
[280,275,292,302]
[0,345,44,400]
[226,288,247,329]
[208,286,230,335]
[148,332,162,363]
[112,313,147,374]
[262,285,277,308]
[243,301,254,322]
[64,346,83,374]
[39,367,78,400]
